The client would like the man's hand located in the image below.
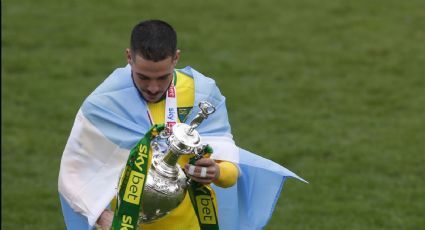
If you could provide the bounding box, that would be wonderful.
[97,209,113,230]
[184,158,220,184]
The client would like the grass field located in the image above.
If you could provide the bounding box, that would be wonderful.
[2,0,425,229]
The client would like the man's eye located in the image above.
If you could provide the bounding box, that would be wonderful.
[138,76,149,80]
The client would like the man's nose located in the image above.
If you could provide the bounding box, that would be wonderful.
[147,83,160,95]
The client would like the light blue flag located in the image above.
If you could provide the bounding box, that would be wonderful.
[58,65,305,229]
[213,148,306,230]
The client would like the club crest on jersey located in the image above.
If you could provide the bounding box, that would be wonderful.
[177,107,193,123]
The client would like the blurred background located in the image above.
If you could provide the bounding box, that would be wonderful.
[2,0,425,229]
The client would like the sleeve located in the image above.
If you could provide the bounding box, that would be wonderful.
[213,161,239,188]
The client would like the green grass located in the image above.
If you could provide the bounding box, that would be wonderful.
[2,0,425,229]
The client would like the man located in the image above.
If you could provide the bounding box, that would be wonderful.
[58,19,304,230]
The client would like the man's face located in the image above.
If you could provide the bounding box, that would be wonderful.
[127,50,179,103]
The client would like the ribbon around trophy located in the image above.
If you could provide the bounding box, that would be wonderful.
[111,124,163,230]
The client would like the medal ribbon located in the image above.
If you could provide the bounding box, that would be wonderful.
[165,73,177,132]
[146,71,178,132]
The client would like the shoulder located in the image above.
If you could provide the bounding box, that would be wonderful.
[175,69,194,90]
[84,64,134,105]
[177,66,225,106]
[81,64,142,119]
[177,66,216,85]
[90,64,133,96]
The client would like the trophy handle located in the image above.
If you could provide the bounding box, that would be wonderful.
[199,101,216,115]
[188,101,216,134]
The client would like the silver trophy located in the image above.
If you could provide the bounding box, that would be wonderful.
[138,101,216,224]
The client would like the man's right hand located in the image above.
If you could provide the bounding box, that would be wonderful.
[97,209,114,230]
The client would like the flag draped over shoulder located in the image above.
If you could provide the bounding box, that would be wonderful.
[58,65,305,229]
[212,148,306,230]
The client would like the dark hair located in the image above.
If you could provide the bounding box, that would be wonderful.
[130,19,177,62]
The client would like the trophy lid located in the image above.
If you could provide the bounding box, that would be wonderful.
[172,123,201,148]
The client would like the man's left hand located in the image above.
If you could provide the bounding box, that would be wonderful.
[184,158,220,184]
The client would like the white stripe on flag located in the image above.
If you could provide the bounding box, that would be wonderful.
[58,110,130,225]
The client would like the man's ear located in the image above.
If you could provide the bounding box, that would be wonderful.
[173,49,181,65]
[126,48,132,65]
